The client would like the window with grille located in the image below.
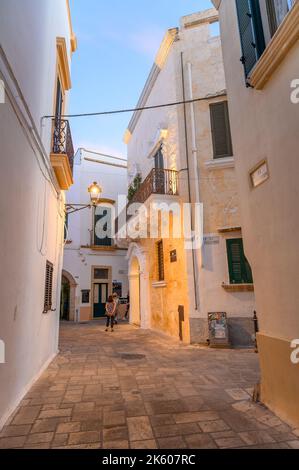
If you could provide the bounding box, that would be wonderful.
[210,101,233,159]
[157,240,164,281]
[226,238,253,284]
[44,261,54,313]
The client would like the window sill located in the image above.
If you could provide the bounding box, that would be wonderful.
[152,281,167,288]
[249,2,299,90]
[222,283,254,292]
[205,157,235,170]
[81,245,117,251]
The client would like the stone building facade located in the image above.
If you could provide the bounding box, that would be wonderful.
[122,9,255,346]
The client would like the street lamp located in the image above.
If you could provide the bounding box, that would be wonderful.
[65,181,102,214]
[88,181,102,205]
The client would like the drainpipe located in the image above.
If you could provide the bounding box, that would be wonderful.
[186,62,203,269]
[181,52,199,311]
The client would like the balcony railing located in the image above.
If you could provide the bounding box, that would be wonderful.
[129,168,179,206]
[52,119,74,172]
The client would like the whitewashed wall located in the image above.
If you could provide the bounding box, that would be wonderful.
[0,0,73,427]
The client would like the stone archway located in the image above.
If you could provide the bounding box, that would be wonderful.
[127,243,151,329]
[61,270,77,321]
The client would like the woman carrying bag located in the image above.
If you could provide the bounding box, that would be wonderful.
[105,295,116,332]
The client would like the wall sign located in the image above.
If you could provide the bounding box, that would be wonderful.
[170,250,177,263]
[204,236,220,245]
[250,160,269,188]
[81,290,90,304]
[208,312,230,347]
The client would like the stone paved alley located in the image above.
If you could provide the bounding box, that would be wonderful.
[1,322,299,449]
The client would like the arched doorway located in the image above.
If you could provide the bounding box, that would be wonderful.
[60,270,77,321]
[127,243,151,329]
[129,257,141,326]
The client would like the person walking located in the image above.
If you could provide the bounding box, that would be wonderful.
[105,295,116,332]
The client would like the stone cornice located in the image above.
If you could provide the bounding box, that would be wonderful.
[249,1,299,89]
[124,28,178,140]
[211,0,222,9]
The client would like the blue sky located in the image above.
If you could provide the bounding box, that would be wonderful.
[69,0,214,158]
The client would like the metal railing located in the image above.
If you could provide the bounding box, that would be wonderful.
[52,119,74,172]
[129,168,179,206]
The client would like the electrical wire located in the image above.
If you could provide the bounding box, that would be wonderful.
[42,92,226,119]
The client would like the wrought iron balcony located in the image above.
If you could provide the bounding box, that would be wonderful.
[52,118,74,172]
[128,168,179,206]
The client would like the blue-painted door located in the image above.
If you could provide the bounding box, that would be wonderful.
[93,283,108,318]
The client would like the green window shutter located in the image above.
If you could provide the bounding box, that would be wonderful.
[94,207,112,247]
[210,101,233,159]
[226,238,253,284]
[235,0,266,78]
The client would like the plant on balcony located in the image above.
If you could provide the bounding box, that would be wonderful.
[128,173,142,201]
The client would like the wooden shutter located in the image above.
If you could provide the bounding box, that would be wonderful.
[235,0,266,78]
[157,240,164,281]
[44,261,54,312]
[210,102,233,159]
[226,238,253,284]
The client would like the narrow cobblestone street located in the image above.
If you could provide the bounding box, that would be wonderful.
[1,322,298,449]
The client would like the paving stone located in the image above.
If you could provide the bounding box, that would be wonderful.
[56,422,81,434]
[238,431,276,445]
[185,433,217,449]
[103,426,128,441]
[199,420,230,433]
[80,419,103,432]
[157,436,187,449]
[68,431,101,445]
[214,437,246,448]
[225,389,251,401]
[26,432,54,445]
[103,440,129,449]
[150,414,176,427]
[127,416,154,441]
[52,434,69,447]
[0,425,31,437]
[130,440,158,449]
[174,411,219,424]
[103,411,126,427]
[38,409,72,419]
[74,402,95,413]
[0,436,26,448]
[287,440,299,449]
[12,406,41,425]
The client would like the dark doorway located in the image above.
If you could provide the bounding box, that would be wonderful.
[60,275,70,321]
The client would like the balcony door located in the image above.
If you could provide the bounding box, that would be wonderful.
[153,145,165,194]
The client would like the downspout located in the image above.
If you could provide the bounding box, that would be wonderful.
[180,52,199,311]
[187,62,203,268]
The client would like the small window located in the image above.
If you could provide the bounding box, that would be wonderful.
[44,261,54,312]
[157,240,164,281]
[81,290,90,304]
[226,238,253,284]
[210,101,233,159]
[94,268,109,280]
